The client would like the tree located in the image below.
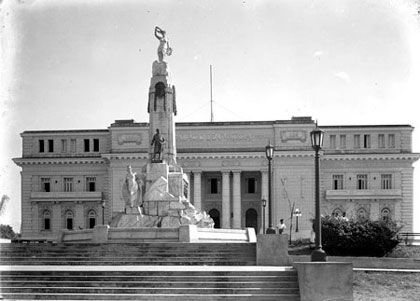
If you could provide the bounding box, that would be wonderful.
[0,224,17,239]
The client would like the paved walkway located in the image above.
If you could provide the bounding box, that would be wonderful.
[1,265,420,273]
[0,265,294,272]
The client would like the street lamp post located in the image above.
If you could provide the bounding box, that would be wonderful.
[101,200,106,225]
[265,142,276,234]
[294,208,302,232]
[261,198,267,234]
[310,124,327,262]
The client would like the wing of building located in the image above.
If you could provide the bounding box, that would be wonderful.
[13,117,420,240]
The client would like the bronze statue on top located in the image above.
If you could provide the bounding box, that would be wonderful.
[154,26,172,62]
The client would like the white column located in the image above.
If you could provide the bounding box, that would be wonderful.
[193,171,202,211]
[261,171,269,233]
[222,171,231,229]
[232,171,241,229]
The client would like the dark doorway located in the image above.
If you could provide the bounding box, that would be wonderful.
[209,209,220,229]
[245,208,258,234]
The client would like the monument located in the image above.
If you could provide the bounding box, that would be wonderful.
[110,27,214,229]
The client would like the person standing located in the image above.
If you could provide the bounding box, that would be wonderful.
[277,219,286,234]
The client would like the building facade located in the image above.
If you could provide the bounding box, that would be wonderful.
[13,117,419,240]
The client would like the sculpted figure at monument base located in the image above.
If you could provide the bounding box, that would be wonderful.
[121,165,144,216]
[111,163,214,229]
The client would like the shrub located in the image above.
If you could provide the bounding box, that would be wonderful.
[321,215,401,257]
[0,224,17,240]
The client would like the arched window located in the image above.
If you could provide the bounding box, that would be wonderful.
[88,210,97,229]
[245,208,258,234]
[208,209,220,229]
[65,210,74,230]
[357,208,368,222]
[332,208,343,218]
[381,208,391,221]
[43,210,51,230]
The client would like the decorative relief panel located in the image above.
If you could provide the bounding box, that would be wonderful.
[117,134,142,145]
[181,161,200,168]
[280,131,307,142]
[222,160,240,167]
[178,133,261,142]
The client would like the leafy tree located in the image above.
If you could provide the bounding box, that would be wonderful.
[0,224,17,239]
[321,215,401,257]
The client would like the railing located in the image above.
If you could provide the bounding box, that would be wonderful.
[398,232,420,245]
[325,189,401,200]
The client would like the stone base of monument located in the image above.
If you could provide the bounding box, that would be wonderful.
[294,262,354,301]
[256,234,291,266]
[58,225,257,244]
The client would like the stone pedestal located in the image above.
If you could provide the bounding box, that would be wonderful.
[294,262,354,301]
[92,225,109,243]
[256,234,291,266]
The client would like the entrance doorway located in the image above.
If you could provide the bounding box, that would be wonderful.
[209,209,220,229]
[245,208,258,234]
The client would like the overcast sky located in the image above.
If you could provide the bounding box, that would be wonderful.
[1,0,420,232]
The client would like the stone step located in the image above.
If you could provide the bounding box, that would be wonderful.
[0,293,301,300]
[1,280,298,288]
[2,260,255,266]
[0,270,300,301]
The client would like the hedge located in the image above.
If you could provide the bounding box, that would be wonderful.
[321,215,401,257]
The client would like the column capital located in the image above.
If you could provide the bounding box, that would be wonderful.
[222,170,231,176]
[232,170,242,175]
[192,170,203,175]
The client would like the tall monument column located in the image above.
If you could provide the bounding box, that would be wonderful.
[148,26,177,166]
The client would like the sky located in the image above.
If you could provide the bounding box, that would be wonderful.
[1,0,420,233]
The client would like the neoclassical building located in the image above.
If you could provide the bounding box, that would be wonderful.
[13,117,419,240]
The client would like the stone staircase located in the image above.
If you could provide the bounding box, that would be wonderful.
[0,243,256,266]
[0,243,300,300]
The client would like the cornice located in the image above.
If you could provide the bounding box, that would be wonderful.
[101,153,149,161]
[178,151,313,160]
[323,153,420,161]
[13,157,106,166]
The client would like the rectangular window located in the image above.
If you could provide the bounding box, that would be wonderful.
[39,140,45,153]
[357,174,368,190]
[332,175,344,190]
[86,177,96,192]
[61,139,67,153]
[330,135,336,149]
[70,139,76,152]
[64,177,74,192]
[378,134,385,148]
[84,139,90,152]
[93,139,99,152]
[210,178,219,194]
[247,178,256,194]
[66,218,73,230]
[89,217,96,229]
[364,135,371,148]
[48,139,54,152]
[41,178,51,192]
[388,134,395,148]
[44,218,51,230]
[340,135,346,149]
[354,135,360,149]
[381,174,392,189]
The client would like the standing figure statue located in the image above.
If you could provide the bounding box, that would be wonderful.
[154,26,172,62]
[122,165,143,215]
[151,128,165,162]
